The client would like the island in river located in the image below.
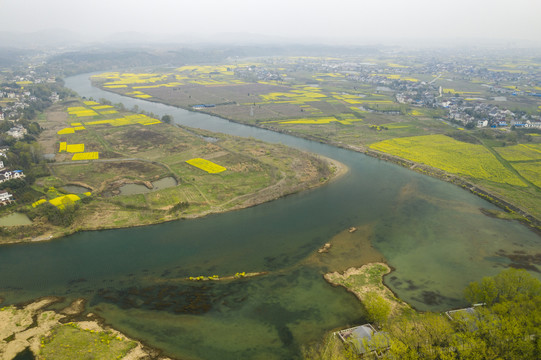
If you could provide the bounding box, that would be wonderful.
[0,99,345,244]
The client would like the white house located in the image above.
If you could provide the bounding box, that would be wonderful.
[0,170,25,183]
[0,190,14,205]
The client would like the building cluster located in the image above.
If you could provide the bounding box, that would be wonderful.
[0,147,23,206]
[288,56,540,130]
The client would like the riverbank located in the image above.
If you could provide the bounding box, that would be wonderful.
[0,297,170,360]
[0,155,346,245]
[0,103,348,245]
[99,88,540,231]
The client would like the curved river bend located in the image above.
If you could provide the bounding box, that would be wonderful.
[0,73,538,359]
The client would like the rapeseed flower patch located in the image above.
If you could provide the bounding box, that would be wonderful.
[72,152,99,161]
[59,142,67,152]
[512,162,541,187]
[279,117,363,125]
[99,110,118,115]
[66,144,85,153]
[370,134,526,186]
[495,144,541,162]
[71,122,83,126]
[186,158,226,173]
[67,107,87,112]
[83,101,100,106]
[91,105,114,110]
[49,194,81,209]
[32,199,47,207]
[57,128,75,135]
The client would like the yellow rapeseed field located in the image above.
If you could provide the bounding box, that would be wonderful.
[66,144,85,153]
[495,144,541,162]
[72,152,99,161]
[49,194,81,210]
[31,199,47,208]
[279,117,363,125]
[58,142,67,152]
[186,158,227,174]
[57,128,75,135]
[511,162,541,187]
[370,134,526,186]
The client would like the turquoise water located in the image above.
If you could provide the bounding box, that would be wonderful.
[0,74,538,359]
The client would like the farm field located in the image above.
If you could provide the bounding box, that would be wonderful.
[370,134,541,218]
[5,100,337,243]
[90,57,541,223]
[370,135,526,186]
[91,64,451,149]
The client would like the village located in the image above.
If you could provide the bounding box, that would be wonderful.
[0,66,66,207]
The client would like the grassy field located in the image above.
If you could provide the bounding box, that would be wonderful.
[3,99,336,243]
[40,324,136,360]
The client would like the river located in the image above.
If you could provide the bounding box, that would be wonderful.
[0,73,539,359]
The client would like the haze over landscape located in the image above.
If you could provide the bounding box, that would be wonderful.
[0,0,540,359]
[1,0,541,46]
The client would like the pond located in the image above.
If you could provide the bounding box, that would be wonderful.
[0,213,32,227]
[118,177,177,195]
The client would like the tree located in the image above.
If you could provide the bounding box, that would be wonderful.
[464,268,541,305]
[161,114,173,124]
[364,292,391,325]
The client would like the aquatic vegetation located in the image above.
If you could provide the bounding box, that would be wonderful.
[370,134,526,186]
[186,158,227,174]
[72,152,99,161]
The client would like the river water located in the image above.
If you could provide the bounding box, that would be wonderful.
[0,73,539,359]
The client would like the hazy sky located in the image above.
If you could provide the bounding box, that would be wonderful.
[1,0,540,44]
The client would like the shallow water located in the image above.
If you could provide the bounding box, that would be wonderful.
[0,74,538,359]
[0,213,32,227]
[62,184,91,194]
[118,177,177,195]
